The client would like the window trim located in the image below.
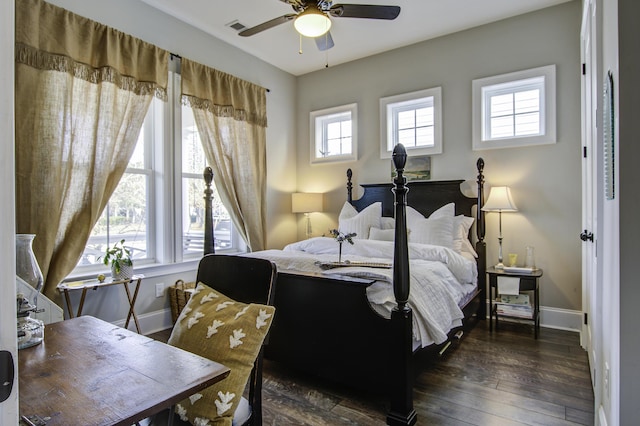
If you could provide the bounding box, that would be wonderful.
[380,87,443,159]
[472,64,556,150]
[310,103,358,164]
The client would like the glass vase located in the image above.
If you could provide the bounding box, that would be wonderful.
[16,234,45,349]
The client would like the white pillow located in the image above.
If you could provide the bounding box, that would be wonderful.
[338,202,381,239]
[409,215,455,248]
[453,215,478,258]
[406,203,455,230]
[406,203,455,248]
[368,227,395,241]
[380,217,395,229]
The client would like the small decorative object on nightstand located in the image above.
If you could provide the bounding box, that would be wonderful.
[487,266,542,338]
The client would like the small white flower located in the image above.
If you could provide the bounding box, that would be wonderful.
[187,311,205,329]
[229,329,246,348]
[215,391,236,415]
[235,306,249,320]
[189,393,203,405]
[216,301,235,311]
[200,292,217,304]
[193,417,211,426]
[256,309,272,329]
[193,283,206,294]
[206,319,225,338]
[176,404,188,421]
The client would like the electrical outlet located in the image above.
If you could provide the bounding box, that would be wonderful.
[155,283,165,298]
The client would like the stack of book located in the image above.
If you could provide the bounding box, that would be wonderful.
[495,294,533,319]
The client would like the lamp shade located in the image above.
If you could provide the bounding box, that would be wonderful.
[294,7,332,37]
[481,186,518,212]
[292,193,323,213]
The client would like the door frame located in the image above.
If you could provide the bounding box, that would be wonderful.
[0,0,18,422]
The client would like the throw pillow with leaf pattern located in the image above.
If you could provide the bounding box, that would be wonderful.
[167,282,275,426]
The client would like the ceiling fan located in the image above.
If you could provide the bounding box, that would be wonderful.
[239,0,401,51]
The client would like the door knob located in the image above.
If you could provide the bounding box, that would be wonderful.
[580,230,594,242]
[0,350,15,402]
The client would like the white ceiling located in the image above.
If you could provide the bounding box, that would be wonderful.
[140,0,571,76]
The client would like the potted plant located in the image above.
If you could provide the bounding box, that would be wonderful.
[101,239,134,281]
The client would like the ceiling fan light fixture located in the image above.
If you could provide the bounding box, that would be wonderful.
[294,7,332,37]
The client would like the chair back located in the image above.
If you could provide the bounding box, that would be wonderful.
[196,254,276,426]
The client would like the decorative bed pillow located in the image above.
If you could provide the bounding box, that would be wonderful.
[369,227,395,241]
[380,216,395,229]
[454,215,478,257]
[409,215,455,248]
[338,202,381,239]
[167,282,275,426]
[406,203,455,248]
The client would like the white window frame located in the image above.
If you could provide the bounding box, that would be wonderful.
[472,64,556,150]
[310,103,357,164]
[71,71,242,277]
[380,87,442,159]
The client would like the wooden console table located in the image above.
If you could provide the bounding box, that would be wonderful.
[57,275,143,333]
[19,316,230,426]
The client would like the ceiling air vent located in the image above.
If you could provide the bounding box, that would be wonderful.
[226,20,246,32]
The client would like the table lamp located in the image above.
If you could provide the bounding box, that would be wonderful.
[292,193,323,239]
[481,186,518,269]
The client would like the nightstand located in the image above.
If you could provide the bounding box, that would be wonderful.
[487,266,542,338]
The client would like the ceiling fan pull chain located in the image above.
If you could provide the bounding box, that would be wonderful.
[299,33,303,54]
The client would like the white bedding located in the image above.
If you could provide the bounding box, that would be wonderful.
[245,237,478,348]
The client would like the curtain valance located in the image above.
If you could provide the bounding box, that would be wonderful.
[181,58,267,127]
[16,0,169,100]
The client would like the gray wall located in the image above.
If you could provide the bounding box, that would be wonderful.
[618,0,640,421]
[295,1,583,311]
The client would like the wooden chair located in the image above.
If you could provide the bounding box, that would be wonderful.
[148,254,276,426]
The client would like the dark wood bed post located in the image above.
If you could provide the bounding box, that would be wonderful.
[387,144,418,426]
[476,158,487,319]
[346,168,353,204]
[203,166,215,255]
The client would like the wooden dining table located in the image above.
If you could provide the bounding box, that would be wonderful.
[18,316,230,426]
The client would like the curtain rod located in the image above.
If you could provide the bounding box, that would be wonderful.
[170,52,270,93]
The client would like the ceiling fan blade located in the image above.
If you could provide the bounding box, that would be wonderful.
[315,31,335,51]
[239,14,296,37]
[329,4,401,20]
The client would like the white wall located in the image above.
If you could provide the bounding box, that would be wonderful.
[296,1,583,312]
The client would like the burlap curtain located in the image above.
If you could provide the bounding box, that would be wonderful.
[15,0,168,300]
[181,59,268,252]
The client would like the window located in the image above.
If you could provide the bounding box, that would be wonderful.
[75,72,239,272]
[380,87,442,159]
[472,65,556,150]
[310,103,357,164]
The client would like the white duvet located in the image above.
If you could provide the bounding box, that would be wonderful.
[245,237,478,348]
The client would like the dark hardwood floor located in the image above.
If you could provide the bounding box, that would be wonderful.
[149,320,594,425]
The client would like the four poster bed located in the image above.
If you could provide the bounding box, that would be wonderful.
[203,146,486,425]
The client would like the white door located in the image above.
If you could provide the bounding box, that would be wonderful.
[580,0,601,412]
[0,0,18,423]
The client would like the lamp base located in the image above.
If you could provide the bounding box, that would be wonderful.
[494,262,505,270]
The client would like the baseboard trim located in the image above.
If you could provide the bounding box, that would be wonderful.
[485,300,582,333]
[540,306,582,332]
[114,308,173,335]
[130,305,583,337]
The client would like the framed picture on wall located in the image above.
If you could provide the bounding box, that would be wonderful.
[391,155,431,181]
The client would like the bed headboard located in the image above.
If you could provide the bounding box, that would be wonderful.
[346,158,486,245]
